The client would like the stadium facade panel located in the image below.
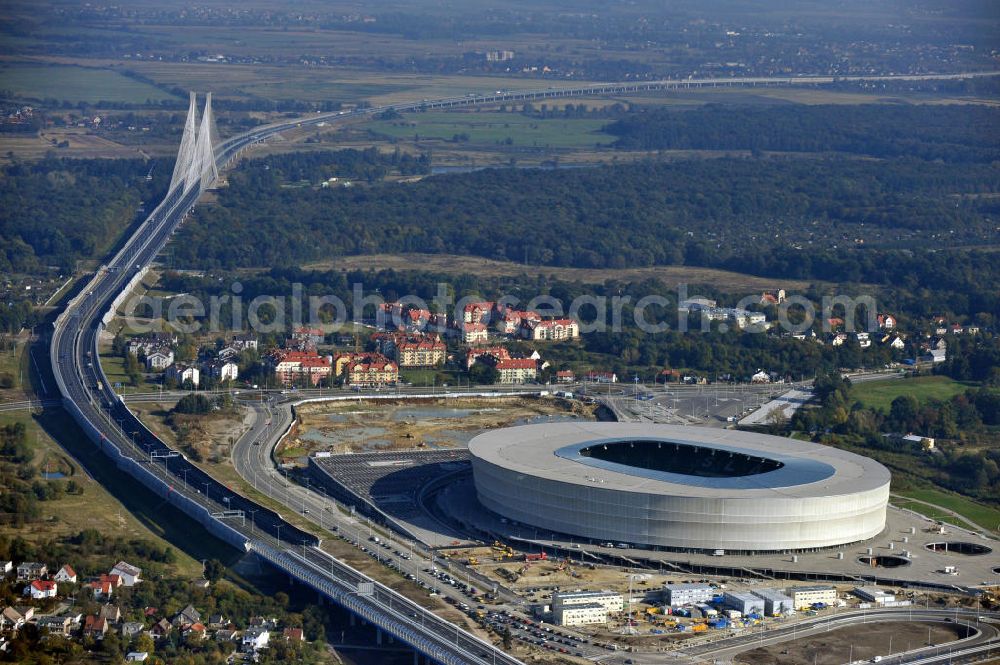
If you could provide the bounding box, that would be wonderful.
[468,422,890,552]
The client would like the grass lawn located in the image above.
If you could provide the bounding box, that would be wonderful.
[849,375,974,412]
[0,63,180,105]
[0,411,206,577]
[399,367,450,387]
[366,110,615,149]
[895,488,1000,535]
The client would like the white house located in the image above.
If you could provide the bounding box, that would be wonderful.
[1,561,11,575]
[242,626,270,652]
[53,565,77,584]
[205,360,238,383]
[145,349,174,371]
[25,580,57,600]
[110,561,142,587]
[165,363,199,388]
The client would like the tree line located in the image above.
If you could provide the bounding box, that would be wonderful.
[604,104,1000,163]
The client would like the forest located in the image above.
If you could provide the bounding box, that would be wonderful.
[0,156,168,274]
[172,149,1000,322]
[604,104,1000,163]
[792,371,1000,504]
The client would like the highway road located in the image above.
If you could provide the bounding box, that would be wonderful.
[683,609,999,665]
[47,103,534,665]
[46,70,1000,665]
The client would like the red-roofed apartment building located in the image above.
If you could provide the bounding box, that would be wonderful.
[495,358,538,384]
[522,318,579,341]
[345,355,398,387]
[266,350,332,386]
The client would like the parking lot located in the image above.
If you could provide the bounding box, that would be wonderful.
[310,449,474,546]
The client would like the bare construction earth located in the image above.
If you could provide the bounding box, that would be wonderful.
[279,396,594,461]
[735,621,966,665]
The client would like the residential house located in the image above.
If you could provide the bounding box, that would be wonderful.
[99,604,121,623]
[290,327,325,348]
[1,607,26,631]
[184,622,207,640]
[25,580,57,600]
[144,348,174,371]
[495,358,538,384]
[232,333,258,351]
[37,615,73,636]
[877,314,897,330]
[150,618,172,640]
[110,561,142,587]
[853,332,871,349]
[459,322,489,345]
[466,346,510,369]
[555,370,575,383]
[242,626,270,653]
[759,289,786,306]
[880,334,905,350]
[83,615,108,639]
[522,318,579,341]
[165,363,199,388]
[402,308,434,332]
[283,627,304,642]
[125,653,149,663]
[127,333,178,357]
[585,371,618,383]
[172,604,201,628]
[53,565,77,584]
[203,359,238,383]
[207,614,228,629]
[120,622,145,639]
[89,579,114,601]
[16,562,47,582]
[1,561,11,576]
[462,302,495,324]
[215,628,240,643]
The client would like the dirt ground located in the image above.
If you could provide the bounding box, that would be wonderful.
[305,253,820,293]
[281,396,594,460]
[131,400,247,464]
[734,622,967,665]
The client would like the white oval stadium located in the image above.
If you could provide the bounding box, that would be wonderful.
[468,422,890,553]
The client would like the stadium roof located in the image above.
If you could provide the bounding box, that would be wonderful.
[468,422,889,499]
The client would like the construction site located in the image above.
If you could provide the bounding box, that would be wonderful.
[281,395,594,460]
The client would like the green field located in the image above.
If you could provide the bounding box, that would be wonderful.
[366,110,615,149]
[0,63,179,104]
[99,351,155,393]
[849,375,973,412]
[895,488,1000,534]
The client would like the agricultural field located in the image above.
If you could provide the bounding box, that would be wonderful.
[0,62,179,104]
[366,110,615,149]
[848,375,973,412]
[123,61,571,106]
